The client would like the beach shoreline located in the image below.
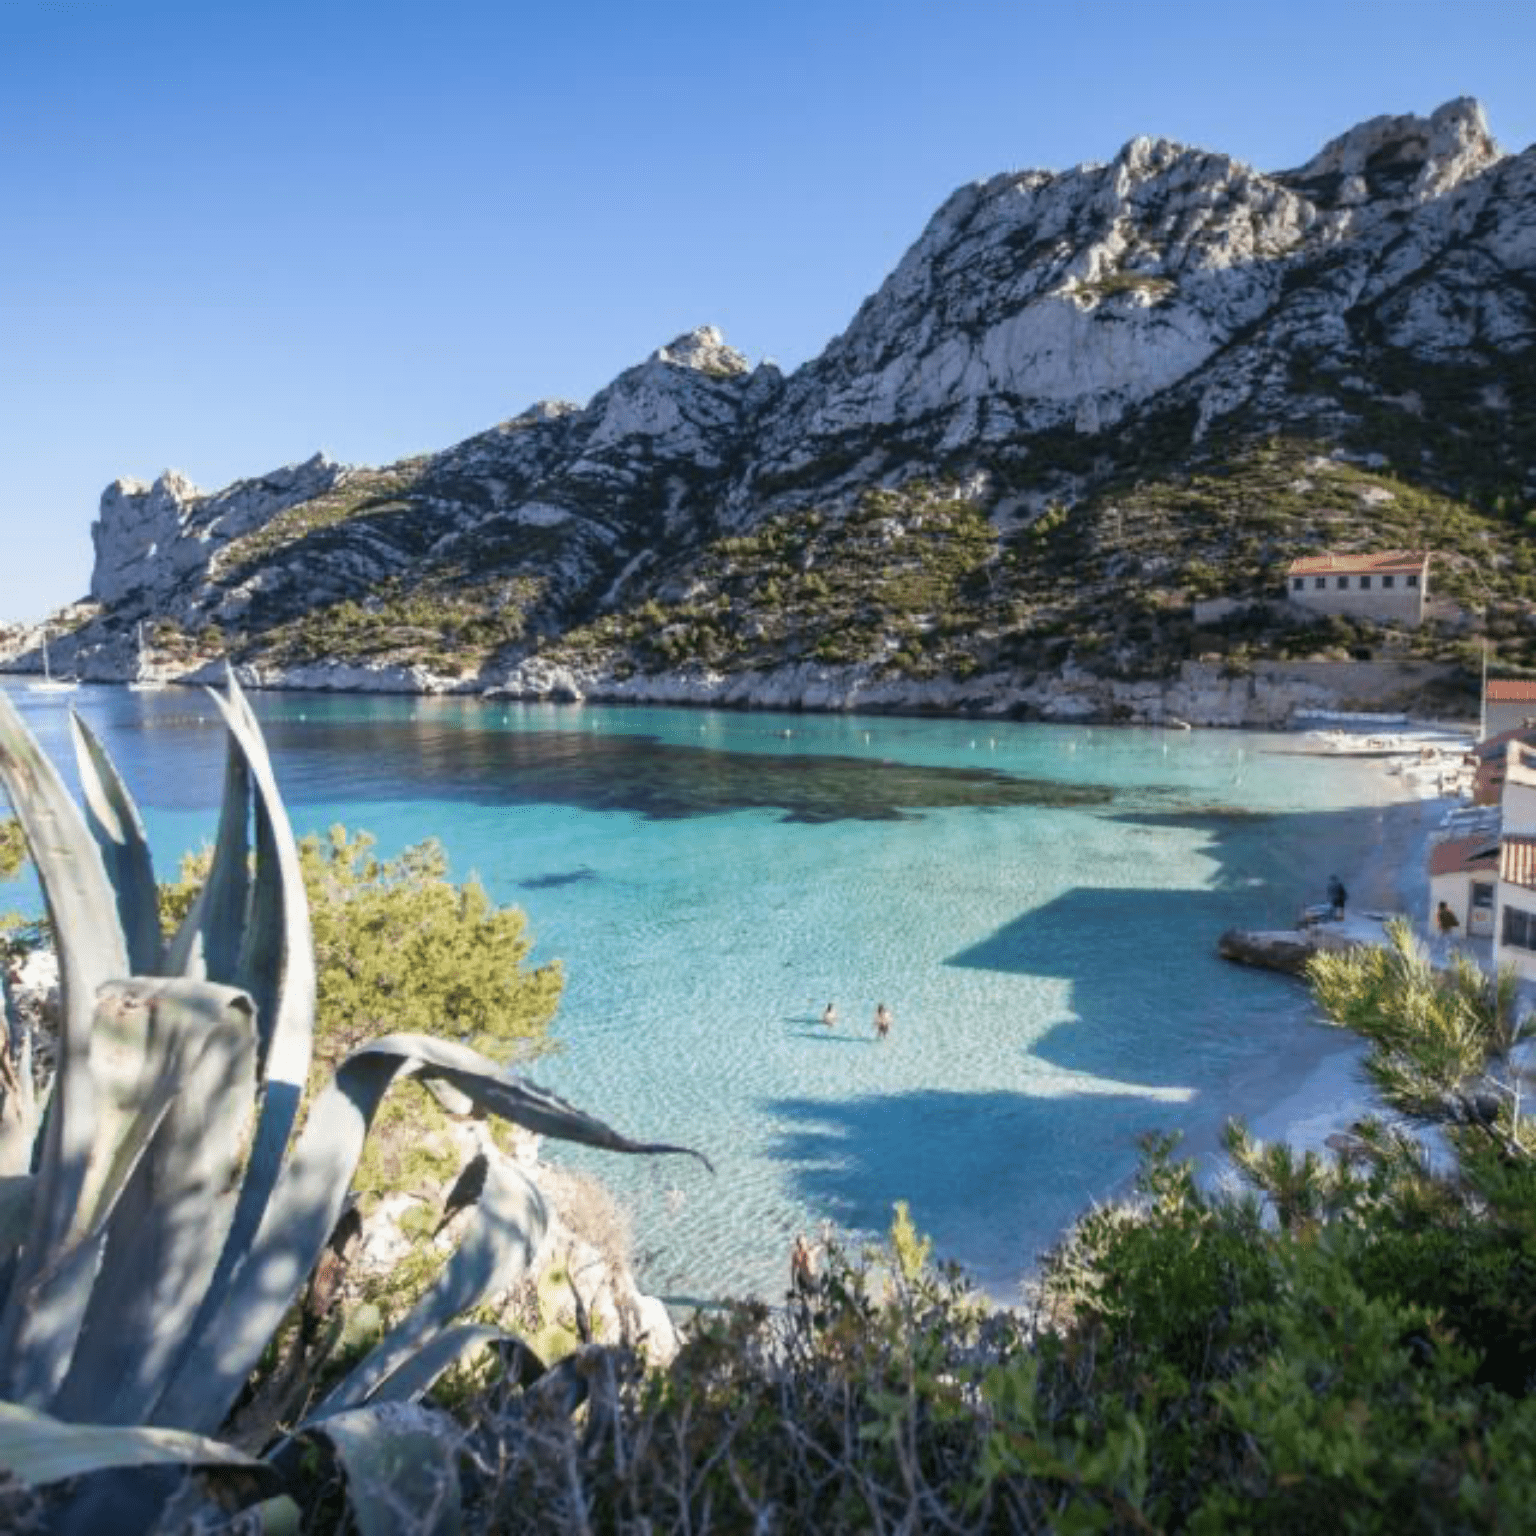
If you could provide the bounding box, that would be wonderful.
[1190,773,1451,1193]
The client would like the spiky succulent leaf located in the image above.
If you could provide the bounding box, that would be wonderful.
[0,1399,275,1487]
[0,979,37,1179]
[155,1032,705,1432]
[159,676,317,1411]
[3,982,254,1409]
[0,694,126,1398]
[53,980,259,1425]
[162,734,249,982]
[294,1403,463,1536]
[69,715,162,977]
[345,1323,510,1410]
[313,1154,547,1416]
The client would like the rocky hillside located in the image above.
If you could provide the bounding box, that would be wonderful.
[20,99,1536,721]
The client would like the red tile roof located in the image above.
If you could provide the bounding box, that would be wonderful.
[1430,835,1500,878]
[1473,725,1536,760]
[1287,550,1429,577]
[1486,679,1536,703]
[1501,836,1536,891]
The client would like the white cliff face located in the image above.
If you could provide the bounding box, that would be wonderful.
[754,99,1521,475]
[91,452,347,607]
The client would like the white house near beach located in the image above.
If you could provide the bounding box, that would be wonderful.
[1285,551,1430,627]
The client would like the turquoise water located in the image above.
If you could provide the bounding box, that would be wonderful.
[1,684,1399,1302]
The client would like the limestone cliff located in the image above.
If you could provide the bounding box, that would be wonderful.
[27,101,1536,721]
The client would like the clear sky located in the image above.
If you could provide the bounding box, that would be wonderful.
[2,0,1532,622]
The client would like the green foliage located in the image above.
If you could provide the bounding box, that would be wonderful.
[160,825,565,1238]
[0,818,24,882]
[887,1199,932,1284]
[161,827,562,1076]
[0,817,28,955]
[1307,917,1526,1143]
[557,480,1006,682]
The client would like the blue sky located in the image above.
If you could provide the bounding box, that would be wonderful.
[3,0,1533,622]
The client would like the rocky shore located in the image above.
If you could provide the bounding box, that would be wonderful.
[0,616,1468,732]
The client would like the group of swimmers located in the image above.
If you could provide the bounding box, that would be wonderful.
[821,1000,893,1039]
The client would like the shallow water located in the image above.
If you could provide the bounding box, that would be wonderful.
[1,684,1401,1302]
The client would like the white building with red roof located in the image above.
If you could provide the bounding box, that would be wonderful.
[1428,831,1500,939]
[1285,551,1430,627]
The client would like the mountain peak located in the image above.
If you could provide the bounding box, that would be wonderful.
[653,326,749,377]
[1291,96,1500,201]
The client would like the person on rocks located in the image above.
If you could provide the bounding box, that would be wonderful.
[1327,875,1347,921]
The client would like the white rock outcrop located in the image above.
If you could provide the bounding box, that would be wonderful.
[90,452,347,607]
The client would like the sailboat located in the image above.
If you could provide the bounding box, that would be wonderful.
[25,632,79,695]
[127,621,167,692]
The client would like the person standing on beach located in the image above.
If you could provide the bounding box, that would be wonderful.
[874,1003,893,1041]
[1327,875,1347,921]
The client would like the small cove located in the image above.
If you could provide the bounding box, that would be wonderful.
[2,684,1404,1302]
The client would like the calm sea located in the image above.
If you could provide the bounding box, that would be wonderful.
[1,682,1405,1303]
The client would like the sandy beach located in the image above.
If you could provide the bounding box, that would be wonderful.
[1195,767,1455,1190]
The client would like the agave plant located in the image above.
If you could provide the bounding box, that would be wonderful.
[0,676,708,1531]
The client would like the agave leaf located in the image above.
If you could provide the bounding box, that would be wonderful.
[0,1174,34,1274]
[315,1156,547,1416]
[204,674,315,1121]
[159,678,317,1409]
[69,714,163,977]
[0,984,250,1407]
[0,694,125,1391]
[156,1034,705,1432]
[0,1235,105,1407]
[0,984,37,1178]
[347,1323,510,1410]
[164,730,249,984]
[296,1403,462,1536]
[361,1034,715,1171]
[54,980,259,1425]
[0,1399,274,1487]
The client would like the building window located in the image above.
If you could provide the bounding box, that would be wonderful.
[1503,903,1536,951]
[1314,577,1326,589]
[1359,575,1372,589]
[1472,881,1494,910]
[1407,573,1419,587]
[1292,577,1304,591]
[1382,574,1395,588]
[1336,576,1350,589]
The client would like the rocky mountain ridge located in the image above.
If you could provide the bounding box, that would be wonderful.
[15,98,1536,725]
